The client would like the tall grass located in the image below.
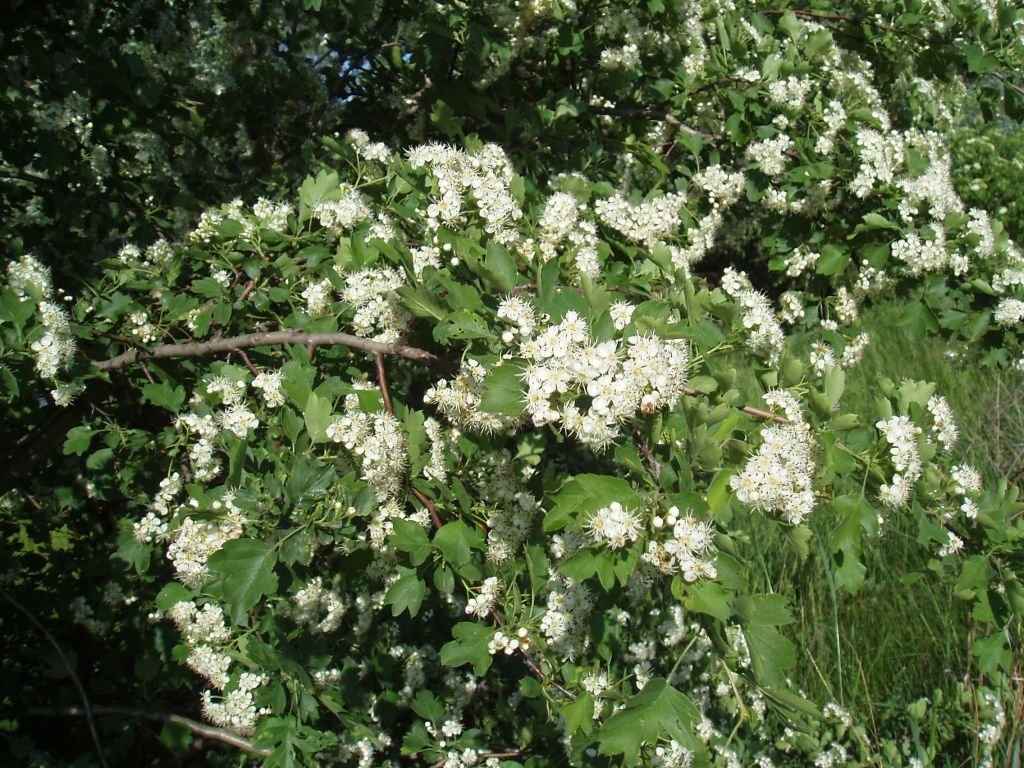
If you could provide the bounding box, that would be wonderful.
[744,300,1024,752]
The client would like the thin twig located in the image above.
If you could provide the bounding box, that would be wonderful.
[2,589,109,768]
[237,350,260,377]
[374,351,443,528]
[680,385,788,423]
[625,421,662,480]
[26,705,271,756]
[411,485,443,530]
[374,352,394,415]
[94,330,453,372]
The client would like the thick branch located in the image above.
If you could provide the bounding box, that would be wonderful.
[94,330,453,372]
[27,705,271,756]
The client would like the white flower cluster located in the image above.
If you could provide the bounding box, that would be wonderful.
[967,208,996,258]
[937,529,964,558]
[513,310,690,449]
[746,135,793,177]
[927,394,957,451]
[840,332,871,368]
[424,359,525,435]
[891,227,950,276]
[593,191,687,248]
[249,198,293,237]
[338,267,409,343]
[540,572,594,658]
[814,99,847,155]
[951,464,982,520]
[876,416,923,509]
[784,248,819,278]
[346,128,393,164]
[586,501,642,549]
[731,390,816,525]
[127,310,158,344]
[465,576,501,617]
[290,577,346,633]
[850,128,903,198]
[822,701,854,728]
[327,393,408,507]
[488,626,533,655]
[314,185,372,233]
[466,449,540,562]
[651,741,695,768]
[599,41,640,69]
[691,165,745,208]
[302,277,334,316]
[7,256,76,384]
[69,596,108,636]
[201,672,270,735]
[672,210,725,271]
[7,253,52,298]
[767,75,813,110]
[779,291,804,325]
[643,506,718,581]
[189,198,290,243]
[251,370,285,408]
[133,473,181,542]
[167,511,244,587]
[407,142,524,246]
[170,600,234,689]
[32,300,75,380]
[994,297,1024,327]
[422,417,451,483]
[536,192,601,278]
[721,268,785,364]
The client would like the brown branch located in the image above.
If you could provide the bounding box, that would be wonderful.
[680,386,789,424]
[374,350,443,529]
[237,350,260,377]
[26,705,271,756]
[93,330,454,372]
[625,421,662,480]
[374,352,394,415]
[492,611,575,700]
[2,589,109,768]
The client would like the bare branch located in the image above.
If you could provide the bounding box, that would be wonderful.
[2,589,109,768]
[27,705,271,756]
[93,330,454,372]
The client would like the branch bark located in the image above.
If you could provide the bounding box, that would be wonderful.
[93,330,454,372]
[27,705,271,756]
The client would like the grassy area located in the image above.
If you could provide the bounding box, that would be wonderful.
[746,300,1024,745]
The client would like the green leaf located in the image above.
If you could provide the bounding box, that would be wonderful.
[433,519,484,567]
[598,678,700,763]
[142,381,186,412]
[544,474,644,532]
[63,426,94,456]
[744,624,796,687]
[207,539,279,624]
[484,241,518,292]
[299,170,340,221]
[392,519,432,566]
[396,285,447,321]
[562,692,595,735]
[155,582,193,611]
[440,622,494,675]
[303,392,333,443]
[684,581,734,622]
[477,362,525,416]
[815,245,850,276]
[384,567,426,617]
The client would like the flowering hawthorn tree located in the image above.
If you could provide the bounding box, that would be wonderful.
[2,2,1024,767]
